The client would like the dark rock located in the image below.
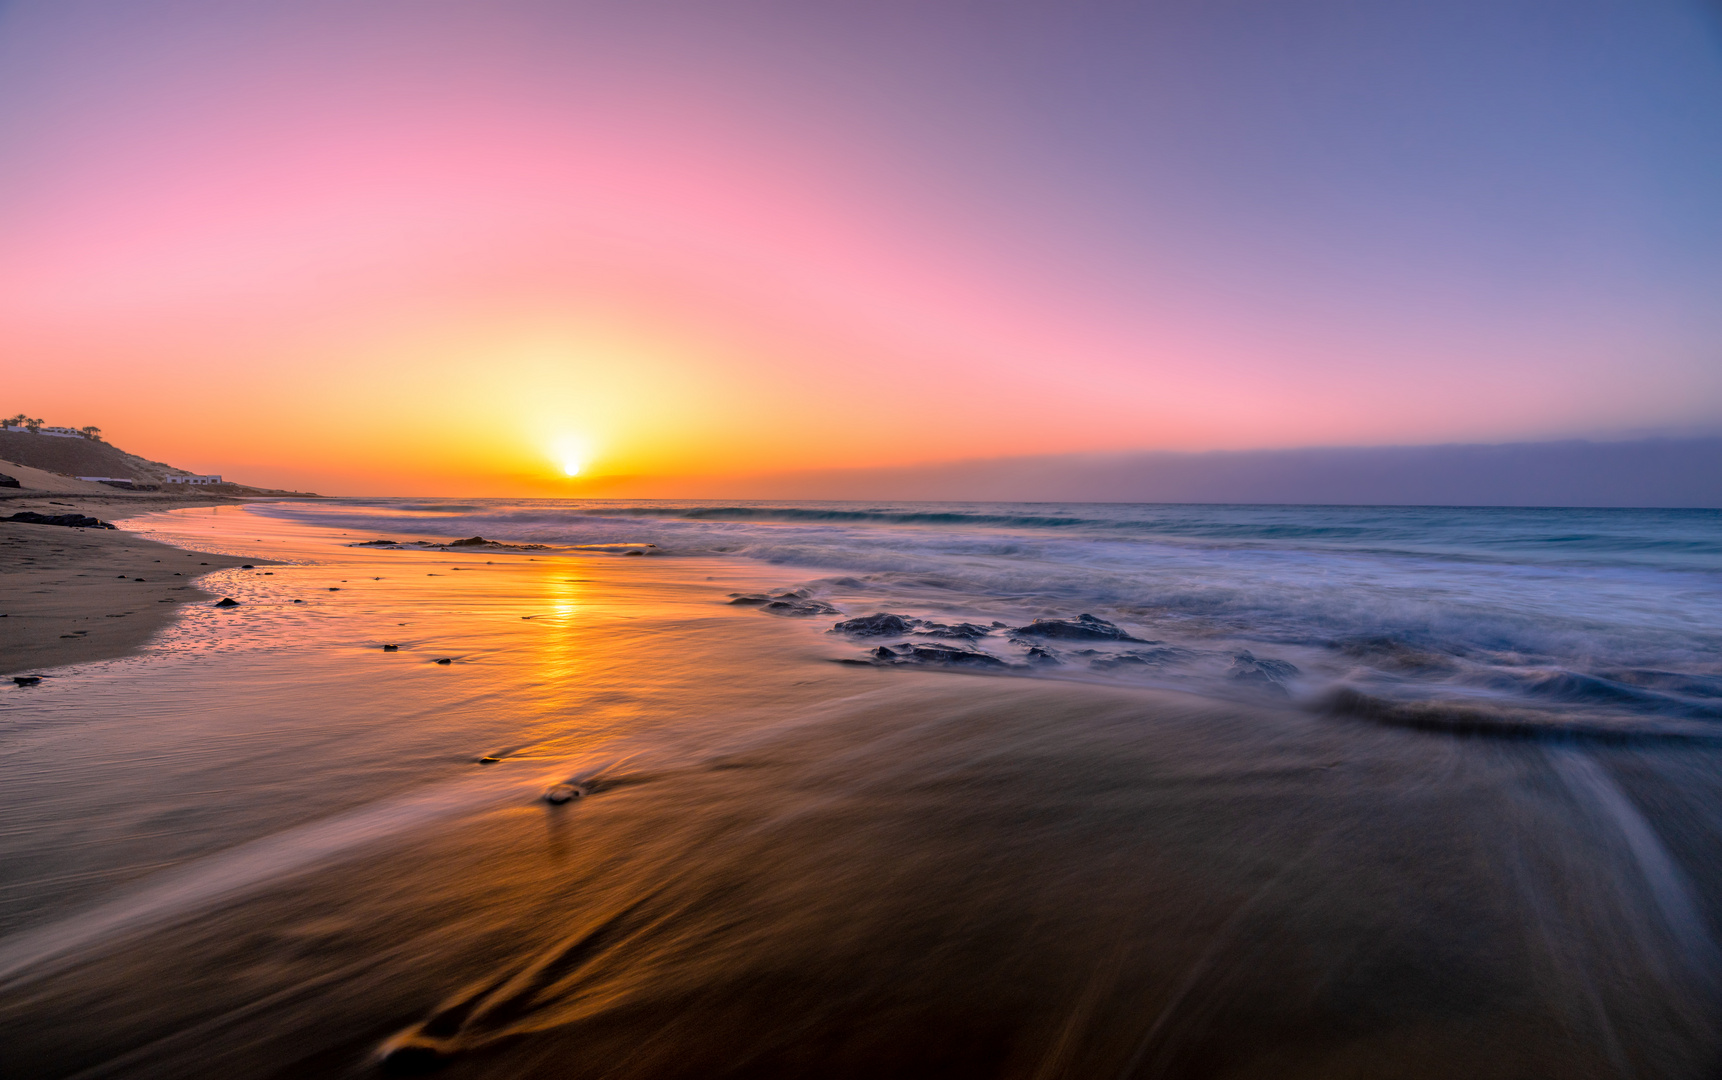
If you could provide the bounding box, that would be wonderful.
[352,539,398,546]
[1228,651,1299,692]
[5,512,115,530]
[917,621,992,640]
[623,549,644,555]
[873,645,898,659]
[728,594,770,606]
[1026,647,1061,665]
[902,643,1008,667]
[544,783,587,804]
[328,587,340,591]
[763,597,839,616]
[241,564,254,569]
[434,658,452,665]
[213,598,240,607]
[832,613,917,637]
[382,644,399,651]
[1333,636,1455,672]
[1229,650,1298,678]
[477,755,501,764]
[0,473,18,488]
[448,536,488,547]
[1090,649,1182,670]
[13,676,41,685]
[1011,614,1144,642]
[292,599,303,603]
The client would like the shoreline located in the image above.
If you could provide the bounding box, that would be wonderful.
[1,497,256,677]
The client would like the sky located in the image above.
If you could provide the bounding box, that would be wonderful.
[2,0,1720,496]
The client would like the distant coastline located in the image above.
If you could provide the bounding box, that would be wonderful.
[0,426,317,501]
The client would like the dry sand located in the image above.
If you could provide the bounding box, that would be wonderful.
[1,495,252,676]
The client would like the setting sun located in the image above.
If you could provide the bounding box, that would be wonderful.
[551,434,592,482]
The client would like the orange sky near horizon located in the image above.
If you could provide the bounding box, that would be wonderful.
[3,1,1719,496]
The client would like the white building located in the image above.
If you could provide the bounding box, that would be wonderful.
[6,426,86,437]
[163,475,223,485]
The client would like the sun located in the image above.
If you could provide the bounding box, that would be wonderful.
[550,434,592,479]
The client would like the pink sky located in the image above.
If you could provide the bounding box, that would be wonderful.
[2,1,1718,495]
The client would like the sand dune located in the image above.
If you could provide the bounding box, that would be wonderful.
[0,459,119,495]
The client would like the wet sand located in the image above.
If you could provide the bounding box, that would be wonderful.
[0,507,250,676]
[1,505,1719,1079]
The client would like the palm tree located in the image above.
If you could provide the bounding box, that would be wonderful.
[79,425,103,442]
[22,416,42,433]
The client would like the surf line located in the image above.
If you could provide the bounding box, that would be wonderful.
[0,756,622,991]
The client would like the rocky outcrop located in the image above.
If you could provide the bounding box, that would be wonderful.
[1010,614,1144,642]
[5,512,116,529]
[731,590,840,616]
[832,613,917,636]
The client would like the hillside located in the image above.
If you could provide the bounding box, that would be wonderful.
[0,430,190,482]
[0,430,312,495]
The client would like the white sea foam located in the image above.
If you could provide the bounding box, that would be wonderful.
[246,500,1722,735]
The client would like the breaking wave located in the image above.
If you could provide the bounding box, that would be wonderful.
[251,499,1722,737]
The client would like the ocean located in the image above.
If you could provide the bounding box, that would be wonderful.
[255,499,1722,737]
[2,499,1719,1077]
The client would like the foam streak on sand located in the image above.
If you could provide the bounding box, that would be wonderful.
[0,753,628,989]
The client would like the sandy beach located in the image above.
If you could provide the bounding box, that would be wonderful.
[0,501,1715,1079]
[0,495,251,676]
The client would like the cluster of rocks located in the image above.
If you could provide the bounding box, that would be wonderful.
[830,611,1159,670]
[5,511,115,529]
[349,536,552,551]
[825,609,1301,690]
[729,589,840,617]
[0,473,19,489]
